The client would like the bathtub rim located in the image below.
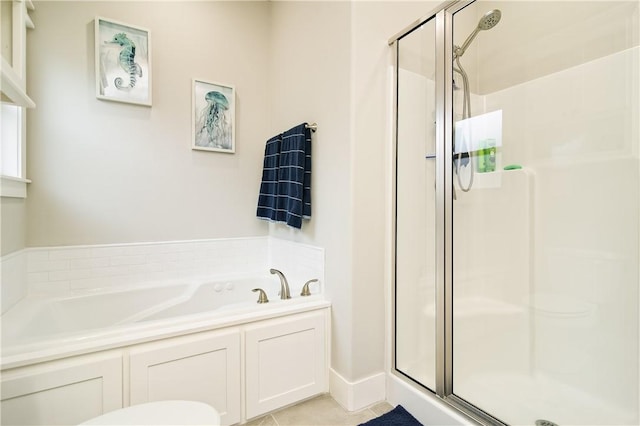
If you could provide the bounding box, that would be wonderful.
[1,274,272,348]
[1,296,330,370]
[1,272,290,340]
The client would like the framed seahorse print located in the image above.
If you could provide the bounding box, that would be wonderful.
[95,17,152,106]
[192,79,236,153]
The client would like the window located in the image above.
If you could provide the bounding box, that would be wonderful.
[1,0,35,198]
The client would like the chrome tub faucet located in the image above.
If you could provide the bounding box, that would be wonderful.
[301,279,318,296]
[270,268,291,299]
[252,288,269,304]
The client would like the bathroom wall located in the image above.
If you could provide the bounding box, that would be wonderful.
[267,0,354,380]
[14,0,440,408]
[479,1,640,95]
[0,198,28,312]
[26,1,271,247]
[350,0,439,382]
[268,0,438,389]
[1,198,27,256]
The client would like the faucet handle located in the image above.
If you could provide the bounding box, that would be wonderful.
[252,288,269,304]
[300,279,319,297]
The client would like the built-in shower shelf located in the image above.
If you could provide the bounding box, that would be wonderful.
[471,170,503,189]
[470,166,536,189]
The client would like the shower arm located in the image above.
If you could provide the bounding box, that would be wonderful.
[454,9,501,60]
[453,55,471,120]
[453,54,474,193]
[454,27,481,59]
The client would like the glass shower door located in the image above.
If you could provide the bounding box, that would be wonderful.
[394,17,438,391]
[450,2,639,425]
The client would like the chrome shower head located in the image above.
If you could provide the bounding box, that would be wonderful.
[455,9,501,58]
[478,9,501,30]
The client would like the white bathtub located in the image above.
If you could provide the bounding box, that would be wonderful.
[1,276,328,370]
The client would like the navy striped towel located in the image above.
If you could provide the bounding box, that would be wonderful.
[257,123,312,229]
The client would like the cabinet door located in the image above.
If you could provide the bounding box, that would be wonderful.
[129,329,240,426]
[245,309,328,419]
[1,351,123,425]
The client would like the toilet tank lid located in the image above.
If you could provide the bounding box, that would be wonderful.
[79,400,221,425]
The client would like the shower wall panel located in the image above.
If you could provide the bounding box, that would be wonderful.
[453,44,639,426]
[483,46,640,417]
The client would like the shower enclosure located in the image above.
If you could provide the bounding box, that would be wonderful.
[390,1,639,424]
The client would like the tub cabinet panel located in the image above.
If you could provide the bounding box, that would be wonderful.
[129,328,241,426]
[245,309,328,419]
[0,351,122,425]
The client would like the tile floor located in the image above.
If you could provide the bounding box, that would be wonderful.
[245,394,394,426]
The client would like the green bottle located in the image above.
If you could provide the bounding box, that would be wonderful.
[476,140,486,173]
[484,138,496,172]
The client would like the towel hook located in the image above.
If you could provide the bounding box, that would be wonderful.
[306,123,318,132]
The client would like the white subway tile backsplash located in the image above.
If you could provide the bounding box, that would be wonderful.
[171,243,195,253]
[27,260,70,273]
[69,257,110,270]
[26,250,50,263]
[49,268,93,282]
[109,255,147,266]
[128,262,163,275]
[2,250,28,314]
[30,281,71,296]
[69,277,119,291]
[48,248,94,261]
[178,252,195,262]
[122,245,154,256]
[92,265,130,278]
[91,246,127,258]
[14,237,322,296]
[27,272,49,285]
[146,253,176,264]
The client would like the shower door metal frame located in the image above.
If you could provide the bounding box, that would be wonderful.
[389,1,506,424]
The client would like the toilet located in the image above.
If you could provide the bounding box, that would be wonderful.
[79,400,221,425]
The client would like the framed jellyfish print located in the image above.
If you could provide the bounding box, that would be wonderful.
[95,17,152,106]
[192,79,236,153]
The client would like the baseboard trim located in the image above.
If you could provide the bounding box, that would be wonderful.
[329,368,386,411]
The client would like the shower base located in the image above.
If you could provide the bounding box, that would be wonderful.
[454,372,637,426]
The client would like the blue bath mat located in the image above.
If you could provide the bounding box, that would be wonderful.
[360,405,423,426]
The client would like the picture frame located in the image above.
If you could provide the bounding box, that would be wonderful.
[95,17,152,106]
[192,79,236,153]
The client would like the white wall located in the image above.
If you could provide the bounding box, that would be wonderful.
[478,1,640,95]
[0,198,28,311]
[12,0,441,404]
[26,1,271,247]
[267,0,354,379]
[350,0,440,381]
[267,0,438,386]
[1,198,27,256]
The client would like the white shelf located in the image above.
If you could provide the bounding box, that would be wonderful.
[1,57,35,108]
[1,175,31,198]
